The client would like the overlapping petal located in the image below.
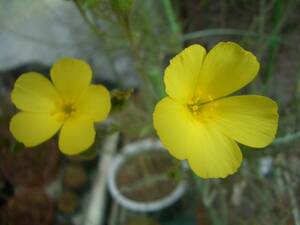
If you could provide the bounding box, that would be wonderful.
[75,84,111,122]
[153,97,191,159]
[153,97,242,178]
[11,72,60,112]
[164,45,206,104]
[196,42,260,102]
[50,58,92,101]
[59,116,95,155]
[201,95,278,148]
[10,112,62,147]
[186,123,242,178]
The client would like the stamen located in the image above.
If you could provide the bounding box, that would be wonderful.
[51,101,76,122]
[63,104,75,115]
[187,95,216,121]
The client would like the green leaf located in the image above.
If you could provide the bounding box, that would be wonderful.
[10,141,25,154]
[82,0,99,9]
[109,0,134,17]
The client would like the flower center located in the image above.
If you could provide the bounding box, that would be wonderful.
[187,96,216,121]
[62,104,76,116]
[52,101,76,122]
[188,103,201,116]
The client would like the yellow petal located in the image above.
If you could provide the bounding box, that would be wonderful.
[164,45,206,104]
[76,84,111,122]
[9,112,62,147]
[153,97,192,159]
[11,72,60,112]
[186,123,242,179]
[202,95,278,148]
[50,58,92,101]
[196,42,259,102]
[59,116,95,155]
[153,97,242,178]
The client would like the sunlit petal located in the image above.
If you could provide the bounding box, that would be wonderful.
[76,84,111,122]
[11,72,60,112]
[153,97,242,178]
[196,42,259,102]
[153,97,191,159]
[59,116,95,155]
[186,123,242,178]
[10,112,62,147]
[164,45,206,104]
[202,95,278,148]
[50,58,92,101]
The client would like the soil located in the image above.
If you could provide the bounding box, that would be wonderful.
[116,150,182,202]
[63,164,88,189]
[0,140,60,187]
[1,189,54,225]
[125,216,161,225]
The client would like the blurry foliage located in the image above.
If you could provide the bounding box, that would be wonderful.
[82,0,99,8]
[125,216,161,225]
[69,0,182,144]
[73,0,180,101]
[109,0,134,18]
[57,191,79,214]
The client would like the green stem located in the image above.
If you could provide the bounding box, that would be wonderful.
[182,28,257,40]
[181,28,297,48]
[273,131,300,145]
[283,172,300,225]
[121,14,156,112]
[258,0,266,48]
[183,28,270,41]
[162,0,180,34]
[73,0,104,37]
[263,0,281,84]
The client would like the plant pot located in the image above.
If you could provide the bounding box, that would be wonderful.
[108,139,187,212]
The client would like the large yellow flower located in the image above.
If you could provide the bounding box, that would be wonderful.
[10,58,111,155]
[153,42,278,179]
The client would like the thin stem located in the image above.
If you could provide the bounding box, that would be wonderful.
[72,0,105,37]
[182,28,258,41]
[273,131,300,145]
[162,0,180,34]
[283,172,300,225]
[181,28,297,48]
[263,0,281,84]
[120,14,157,111]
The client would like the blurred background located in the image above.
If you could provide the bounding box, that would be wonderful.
[1,0,300,225]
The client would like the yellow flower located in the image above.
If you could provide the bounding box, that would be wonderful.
[153,42,278,179]
[10,58,111,155]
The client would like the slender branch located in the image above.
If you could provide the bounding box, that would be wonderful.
[162,0,180,34]
[72,0,105,37]
[273,131,300,145]
[182,28,261,41]
[283,172,300,225]
[181,28,298,49]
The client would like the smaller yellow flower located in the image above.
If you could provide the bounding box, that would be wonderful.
[153,42,279,179]
[10,58,111,155]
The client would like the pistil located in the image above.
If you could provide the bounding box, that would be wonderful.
[51,101,76,122]
[187,96,216,121]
